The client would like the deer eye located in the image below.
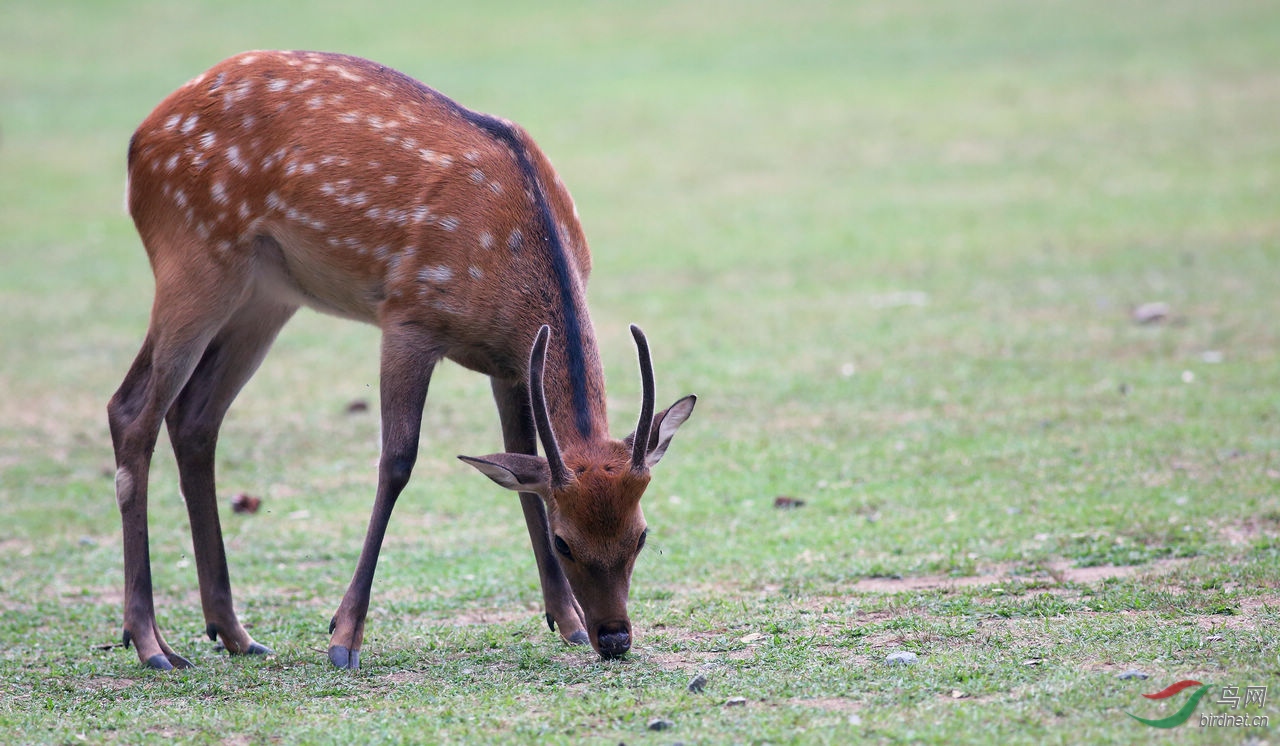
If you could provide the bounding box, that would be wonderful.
[637,529,648,554]
[553,535,573,561]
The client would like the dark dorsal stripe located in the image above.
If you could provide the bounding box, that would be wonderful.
[456,110,595,440]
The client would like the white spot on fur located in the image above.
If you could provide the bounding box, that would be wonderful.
[267,78,289,93]
[464,150,481,163]
[227,145,249,174]
[327,65,363,83]
[383,174,399,185]
[469,169,485,184]
[338,112,360,125]
[306,95,324,110]
[163,114,182,131]
[439,215,460,232]
[507,229,523,251]
[239,54,259,66]
[199,132,216,150]
[411,205,431,223]
[418,265,453,284]
[292,79,316,93]
[180,115,199,134]
[211,181,229,204]
[479,232,494,250]
[469,266,483,280]
[488,181,503,195]
[165,153,180,172]
[238,201,250,220]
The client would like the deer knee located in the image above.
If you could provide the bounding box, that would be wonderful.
[380,449,417,495]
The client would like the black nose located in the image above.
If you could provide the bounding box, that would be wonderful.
[597,622,631,659]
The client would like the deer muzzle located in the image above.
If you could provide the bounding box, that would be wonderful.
[595,619,632,659]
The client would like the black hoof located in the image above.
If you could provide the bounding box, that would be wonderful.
[567,630,590,646]
[328,645,360,670]
[206,623,219,641]
[546,613,556,632]
[145,654,173,671]
[144,652,193,670]
[246,642,274,656]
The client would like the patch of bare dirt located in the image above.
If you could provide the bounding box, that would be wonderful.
[85,676,138,692]
[787,697,863,713]
[851,557,1196,594]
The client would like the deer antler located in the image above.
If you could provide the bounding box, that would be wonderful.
[530,325,570,487]
[629,324,655,472]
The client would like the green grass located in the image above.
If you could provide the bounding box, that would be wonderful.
[2,0,1279,743]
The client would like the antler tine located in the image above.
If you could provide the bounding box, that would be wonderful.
[529,325,569,487]
[629,324,655,472]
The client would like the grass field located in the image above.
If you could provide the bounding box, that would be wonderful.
[2,0,1278,743]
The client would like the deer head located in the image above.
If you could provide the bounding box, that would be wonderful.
[460,324,695,658]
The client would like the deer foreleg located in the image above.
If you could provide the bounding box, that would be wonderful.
[490,378,588,645]
[328,326,439,670]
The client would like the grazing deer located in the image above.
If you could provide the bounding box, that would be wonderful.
[108,50,696,670]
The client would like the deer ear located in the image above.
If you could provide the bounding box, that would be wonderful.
[458,454,551,493]
[626,394,697,469]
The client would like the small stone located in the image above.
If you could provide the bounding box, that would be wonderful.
[1131,301,1171,325]
[345,399,370,413]
[739,632,766,644]
[1117,670,1149,680]
[647,718,673,732]
[687,673,708,693]
[950,689,969,699]
[1205,634,1224,642]
[725,696,747,707]
[773,496,805,509]
[885,651,917,666]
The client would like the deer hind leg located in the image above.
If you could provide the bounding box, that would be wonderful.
[108,316,236,669]
[490,378,588,646]
[107,238,252,670]
[164,293,297,659]
[328,323,441,670]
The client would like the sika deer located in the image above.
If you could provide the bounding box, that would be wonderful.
[108,50,696,670]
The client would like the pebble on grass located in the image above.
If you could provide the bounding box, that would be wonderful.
[647,718,674,731]
[687,673,708,693]
[885,651,917,666]
[1117,670,1149,680]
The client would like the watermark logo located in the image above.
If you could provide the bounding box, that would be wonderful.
[1127,680,1212,728]
[1128,680,1269,729]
